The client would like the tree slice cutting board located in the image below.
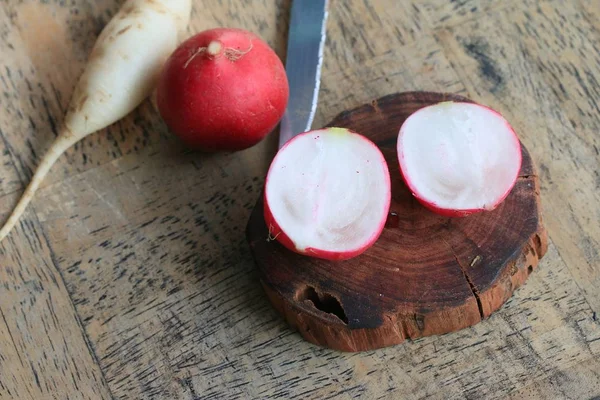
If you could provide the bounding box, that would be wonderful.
[246,91,548,352]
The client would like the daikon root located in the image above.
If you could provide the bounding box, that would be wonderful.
[0,0,192,241]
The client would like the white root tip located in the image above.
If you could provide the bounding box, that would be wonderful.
[0,180,39,242]
[0,134,77,242]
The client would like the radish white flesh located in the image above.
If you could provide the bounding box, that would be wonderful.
[0,0,191,241]
[397,101,521,216]
[264,128,391,261]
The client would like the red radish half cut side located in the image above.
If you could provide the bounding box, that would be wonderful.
[397,102,522,217]
[264,128,391,261]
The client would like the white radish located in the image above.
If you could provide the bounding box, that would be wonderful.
[0,0,192,241]
[397,101,522,217]
[264,127,391,261]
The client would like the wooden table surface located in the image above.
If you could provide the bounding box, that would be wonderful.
[0,0,599,399]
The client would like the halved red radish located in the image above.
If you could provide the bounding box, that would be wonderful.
[264,127,391,261]
[397,101,522,217]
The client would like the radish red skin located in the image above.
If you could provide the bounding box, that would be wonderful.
[157,28,289,151]
[398,102,522,217]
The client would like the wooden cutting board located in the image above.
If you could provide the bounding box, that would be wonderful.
[246,91,548,352]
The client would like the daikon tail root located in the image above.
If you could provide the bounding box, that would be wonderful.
[0,133,79,241]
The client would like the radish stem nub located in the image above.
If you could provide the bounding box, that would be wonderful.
[207,40,222,56]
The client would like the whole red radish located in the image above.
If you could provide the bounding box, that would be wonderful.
[157,28,289,151]
[397,101,522,217]
[264,127,391,261]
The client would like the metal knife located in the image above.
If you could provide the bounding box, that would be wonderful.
[278,0,329,148]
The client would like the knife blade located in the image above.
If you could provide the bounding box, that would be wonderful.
[278,0,329,148]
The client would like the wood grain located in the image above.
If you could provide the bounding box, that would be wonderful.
[507,357,600,399]
[421,0,518,28]
[0,0,598,398]
[314,35,467,129]
[247,91,548,352]
[0,193,111,398]
[322,0,429,73]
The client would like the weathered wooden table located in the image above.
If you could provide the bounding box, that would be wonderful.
[1,1,599,399]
